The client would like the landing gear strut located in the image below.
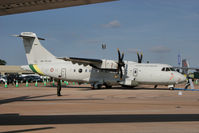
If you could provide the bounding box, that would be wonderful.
[57,79,62,96]
[105,84,112,89]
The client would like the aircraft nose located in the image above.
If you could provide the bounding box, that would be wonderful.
[177,74,186,84]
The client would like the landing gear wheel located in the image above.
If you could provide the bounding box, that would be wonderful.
[91,84,102,90]
[169,87,174,90]
[168,85,175,90]
[97,84,102,89]
[91,85,95,90]
[105,85,112,89]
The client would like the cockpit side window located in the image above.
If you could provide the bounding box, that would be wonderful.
[162,67,176,72]
[166,67,170,71]
[170,67,175,71]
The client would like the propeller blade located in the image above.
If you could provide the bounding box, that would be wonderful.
[137,51,139,58]
[121,52,124,61]
[137,52,140,63]
[140,52,143,63]
[116,48,125,79]
[137,51,143,63]
[119,66,123,79]
[117,48,121,61]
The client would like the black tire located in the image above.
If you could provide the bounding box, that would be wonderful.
[105,85,112,89]
[169,87,174,90]
[97,84,102,89]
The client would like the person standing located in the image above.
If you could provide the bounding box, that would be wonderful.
[57,79,62,96]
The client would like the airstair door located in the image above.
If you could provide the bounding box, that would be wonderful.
[61,68,66,79]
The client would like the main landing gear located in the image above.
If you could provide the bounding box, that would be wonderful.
[91,83,102,89]
[154,85,158,88]
[91,83,112,89]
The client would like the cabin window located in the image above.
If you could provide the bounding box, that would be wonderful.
[161,67,165,71]
[79,68,82,73]
[133,68,138,77]
[166,68,170,71]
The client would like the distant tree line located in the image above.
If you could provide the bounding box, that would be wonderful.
[0,59,6,65]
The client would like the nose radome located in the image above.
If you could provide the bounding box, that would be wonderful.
[174,73,185,84]
[178,74,186,83]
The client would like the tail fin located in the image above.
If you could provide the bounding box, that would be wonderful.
[182,59,189,74]
[18,32,56,65]
[182,59,189,68]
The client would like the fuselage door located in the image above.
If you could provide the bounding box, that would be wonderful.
[61,68,66,79]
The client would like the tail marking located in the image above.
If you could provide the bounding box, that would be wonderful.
[29,64,44,75]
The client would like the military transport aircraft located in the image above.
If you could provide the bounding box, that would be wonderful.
[15,32,186,92]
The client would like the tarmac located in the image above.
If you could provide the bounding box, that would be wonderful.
[0,83,199,133]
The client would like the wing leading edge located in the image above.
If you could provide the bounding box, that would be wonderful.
[58,57,118,71]
[58,57,102,66]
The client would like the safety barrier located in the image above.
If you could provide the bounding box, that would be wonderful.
[1,80,82,88]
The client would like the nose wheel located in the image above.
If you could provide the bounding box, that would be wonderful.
[168,85,175,90]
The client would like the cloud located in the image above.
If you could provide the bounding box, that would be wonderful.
[150,45,171,53]
[103,20,121,28]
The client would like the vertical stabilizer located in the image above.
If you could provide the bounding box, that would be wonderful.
[182,59,189,74]
[19,32,56,65]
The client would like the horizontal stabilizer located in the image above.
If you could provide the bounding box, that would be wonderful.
[12,33,45,40]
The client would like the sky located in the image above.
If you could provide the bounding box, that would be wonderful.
[0,0,199,67]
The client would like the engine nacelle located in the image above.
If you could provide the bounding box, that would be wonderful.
[99,59,118,69]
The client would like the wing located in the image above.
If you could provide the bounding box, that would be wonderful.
[58,57,118,71]
[58,57,102,66]
[0,0,116,16]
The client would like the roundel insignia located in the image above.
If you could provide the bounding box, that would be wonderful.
[50,68,54,72]
[170,73,174,80]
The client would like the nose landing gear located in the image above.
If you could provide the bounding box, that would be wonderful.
[168,84,175,90]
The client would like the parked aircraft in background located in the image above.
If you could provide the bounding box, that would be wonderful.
[15,32,186,94]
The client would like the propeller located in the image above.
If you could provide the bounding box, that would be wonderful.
[117,48,125,79]
[137,51,143,63]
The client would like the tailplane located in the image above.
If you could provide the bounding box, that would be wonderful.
[17,32,56,64]
[182,59,189,74]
